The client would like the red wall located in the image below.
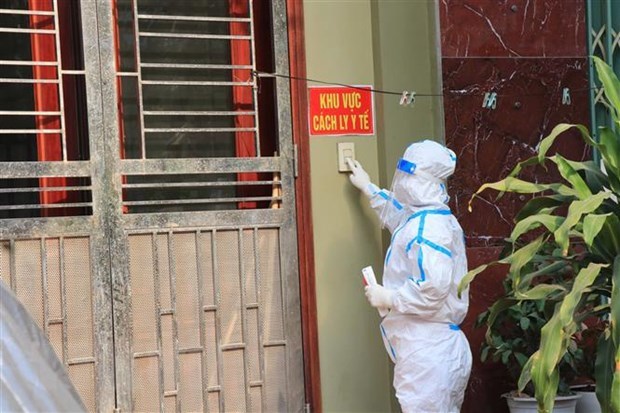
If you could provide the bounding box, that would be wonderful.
[439,2,590,412]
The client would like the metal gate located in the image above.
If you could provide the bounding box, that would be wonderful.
[0,1,304,412]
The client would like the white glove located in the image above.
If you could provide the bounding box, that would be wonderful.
[346,159,376,197]
[365,284,395,309]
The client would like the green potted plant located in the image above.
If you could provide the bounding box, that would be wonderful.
[459,55,620,413]
[477,252,584,412]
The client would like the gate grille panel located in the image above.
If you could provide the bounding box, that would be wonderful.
[0,236,96,412]
[128,227,288,412]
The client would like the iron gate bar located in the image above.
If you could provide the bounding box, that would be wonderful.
[0,203,92,211]
[59,237,68,367]
[122,181,278,188]
[249,0,261,157]
[67,356,97,365]
[125,224,281,235]
[238,228,252,412]
[52,0,68,161]
[122,210,284,231]
[8,239,15,290]
[0,186,92,193]
[137,14,252,23]
[120,157,280,174]
[141,80,254,86]
[143,127,256,133]
[0,60,57,66]
[271,0,304,408]
[0,161,90,177]
[167,231,182,413]
[139,32,252,40]
[0,9,55,16]
[0,217,94,239]
[151,232,165,413]
[142,110,256,116]
[253,227,266,410]
[140,63,253,70]
[195,230,208,412]
[0,78,60,83]
[211,228,225,412]
[122,196,279,206]
[0,28,55,34]
[131,0,147,160]
[81,0,123,410]
[40,238,49,336]
[0,129,62,134]
[0,111,62,115]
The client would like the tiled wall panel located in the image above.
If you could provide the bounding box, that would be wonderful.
[439,2,589,412]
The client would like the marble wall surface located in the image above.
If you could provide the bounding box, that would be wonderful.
[439,2,590,412]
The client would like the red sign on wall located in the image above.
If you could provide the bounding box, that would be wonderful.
[308,86,374,136]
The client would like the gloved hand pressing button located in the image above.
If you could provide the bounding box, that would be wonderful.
[364,284,394,309]
[346,159,376,198]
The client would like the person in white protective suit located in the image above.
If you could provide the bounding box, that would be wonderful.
[347,140,472,413]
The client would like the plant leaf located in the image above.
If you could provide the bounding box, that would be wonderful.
[599,127,620,178]
[469,178,577,212]
[538,123,596,161]
[553,192,611,254]
[550,154,592,199]
[515,284,565,301]
[508,236,547,287]
[518,352,535,393]
[595,333,615,413]
[515,195,571,222]
[510,214,564,242]
[593,56,620,122]
[584,213,613,248]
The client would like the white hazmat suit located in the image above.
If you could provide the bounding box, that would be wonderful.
[348,140,472,413]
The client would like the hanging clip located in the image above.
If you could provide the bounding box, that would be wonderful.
[562,87,571,105]
[250,70,261,93]
[400,91,416,106]
[482,92,497,110]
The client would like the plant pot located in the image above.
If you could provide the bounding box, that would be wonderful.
[571,385,601,413]
[504,393,581,413]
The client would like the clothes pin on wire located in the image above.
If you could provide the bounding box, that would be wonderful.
[482,92,497,110]
[400,91,416,107]
[562,88,571,105]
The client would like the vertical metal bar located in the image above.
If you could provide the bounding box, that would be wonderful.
[9,239,16,291]
[41,238,49,336]
[238,229,251,411]
[253,228,266,411]
[195,230,208,413]
[605,0,616,133]
[79,1,117,409]
[270,0,304,411]
[167,232,181,413]
[131,0,147,159]
[586,0,601,164]
[606,0,613,65]
[92,0,134,408]
[248,0,261,157]
[152,232,165,413]
[52,0,68,161]
[211,229,225,412]
[60,236,68,365]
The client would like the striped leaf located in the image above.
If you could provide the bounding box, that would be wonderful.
[551,154,592,199]
[593,56,620,122]
[553,192,611,255]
